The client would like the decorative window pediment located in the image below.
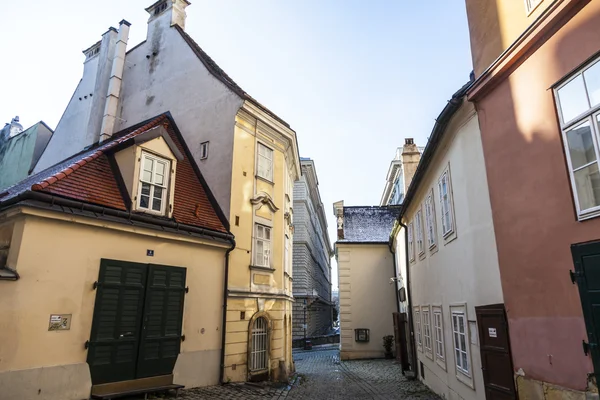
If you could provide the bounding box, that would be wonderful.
[250,192,279,213]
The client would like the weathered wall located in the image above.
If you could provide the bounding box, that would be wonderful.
[465,0,552,77]
[337,243,396,360]
[34,29,118,172]
[472,1,600,391]
[0,208,228,400]
[403,101,502,400]
[116,14,243,217]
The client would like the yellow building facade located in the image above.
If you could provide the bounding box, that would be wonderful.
[223,101,299,382]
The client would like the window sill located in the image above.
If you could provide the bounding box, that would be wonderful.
[250,265,276,273]
[455,368,474,389]
[425,350,433,360]
[577,208,600,222]
[435,358,447,371]
[256,175,274,185]
[418,252,426,261]
[134,208,167,217]
[443,230,457,246]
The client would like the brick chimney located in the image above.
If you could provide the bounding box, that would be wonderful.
[401,138,421,195]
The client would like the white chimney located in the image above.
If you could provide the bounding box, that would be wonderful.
[99,20,130,143]
[146,0,191,32]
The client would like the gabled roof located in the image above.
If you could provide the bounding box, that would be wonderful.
[339,206,402,243]
[0,113,229,235]
[174,25,290,129]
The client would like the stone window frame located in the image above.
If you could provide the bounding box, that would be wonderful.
[408,222,415,263]
[256,141,274,183]
[432,305,446,370]
[136,151,171,216]
[424,189,437,251]
[450,303,474,389]
[415,208,425,259]
[414,306,422,352]
[438,164,457,244]
[422,305,433,360]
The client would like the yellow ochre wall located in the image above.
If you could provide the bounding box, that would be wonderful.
[0,207,228,400]
[222,108,295,382]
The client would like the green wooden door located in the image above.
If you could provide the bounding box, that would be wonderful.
[571,241,600,376]
[87,261,186,384]
[136,265,187,378]
[87,260,147,385]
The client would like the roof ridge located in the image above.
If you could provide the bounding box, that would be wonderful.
[173,25,291,129]
[30,115,167,192]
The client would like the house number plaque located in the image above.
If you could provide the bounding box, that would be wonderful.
[48,314,71,331]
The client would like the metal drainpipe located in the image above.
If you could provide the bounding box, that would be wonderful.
[219,239,236,384]
[399,220,418,377]
[388,235,401,315]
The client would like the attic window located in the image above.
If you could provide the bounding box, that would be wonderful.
[154,1,168,15]
[137,152,170,215]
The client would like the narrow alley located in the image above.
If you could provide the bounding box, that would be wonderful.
[153,346,438,400]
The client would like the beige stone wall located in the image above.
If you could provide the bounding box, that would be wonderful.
[337,243,397,360]
[222,298,293,382]
[0,207,228,399]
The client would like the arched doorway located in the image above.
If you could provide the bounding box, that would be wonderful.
[250,316,269,375]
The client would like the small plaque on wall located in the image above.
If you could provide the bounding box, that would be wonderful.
[354,328,370,342]
[48,314,71,331]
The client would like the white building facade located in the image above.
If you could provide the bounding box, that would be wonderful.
[394,83,504,400]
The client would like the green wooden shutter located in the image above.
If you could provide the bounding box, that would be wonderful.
[572,242,600,376]
[87,260,147,385]
[136,264,187,379]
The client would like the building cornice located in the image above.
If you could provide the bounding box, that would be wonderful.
[468,0,587,101]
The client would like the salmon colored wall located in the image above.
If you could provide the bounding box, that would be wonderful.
[473,2,600,391]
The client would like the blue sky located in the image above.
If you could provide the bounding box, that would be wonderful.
[1,0,472,288]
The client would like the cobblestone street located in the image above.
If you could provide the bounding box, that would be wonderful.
[142,346,439,400]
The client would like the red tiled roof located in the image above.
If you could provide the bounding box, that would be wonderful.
[24,114,227,233]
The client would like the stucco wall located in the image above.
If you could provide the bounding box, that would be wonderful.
[0,208,228,399]
[472,1,600,391]
[34,30,118,173]
[116,14,243,217]
[465,0,552,77]
[337,243,396,360]
[403,102,502,400]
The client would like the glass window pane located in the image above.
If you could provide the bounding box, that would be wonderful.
[144,157,154,171]
[585,61,600,107]
[152,197,162,211]
[461,352,468,371]
[460,333,466,350]
[566,121,596,169]
[153,186,163,201]
[256,240,264,265]
[265,227,271,240]
[141,182,151,196]
[574,162,600,211]
[458,316,464,333]
[156,162,165,176]
[143,170,152,182]
[155,173,164,185]
[558,75,590,123]
[455,349,461,366]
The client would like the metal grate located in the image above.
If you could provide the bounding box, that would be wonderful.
[251,317,268,371]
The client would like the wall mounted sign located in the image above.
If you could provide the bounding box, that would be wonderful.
[488,327,497,338]
[147,249,154,256]
[48,314,71,331]
[354,328,370,343]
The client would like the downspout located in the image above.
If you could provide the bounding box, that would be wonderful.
[219,239,236,384]
[399,219,418,377]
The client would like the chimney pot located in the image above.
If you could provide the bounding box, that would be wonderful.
[405,138,414,145]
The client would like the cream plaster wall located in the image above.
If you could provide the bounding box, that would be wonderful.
[0,208,228,400]
[337,243,397,360]
[402,101,503,400]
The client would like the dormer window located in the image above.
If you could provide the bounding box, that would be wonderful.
[138,152,170,214]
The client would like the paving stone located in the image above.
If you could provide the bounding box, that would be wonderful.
[126,346,439,399]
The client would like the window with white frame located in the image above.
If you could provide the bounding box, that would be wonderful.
[414,308,422,351]
[138,152,170,214]
[200,141,209,160]
[408,223,415,262]
[438,168,454,237]
[423,307,432,357]
[416,209,424,255]
[257,143,273,181]
[525,0,543,13]
[452,310,470,376]
[433,308,445,363]
[555,58,600,219]
[424,191,437,248]
[254,224,271,267]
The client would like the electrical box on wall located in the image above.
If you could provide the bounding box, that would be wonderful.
[354,328,370,342]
